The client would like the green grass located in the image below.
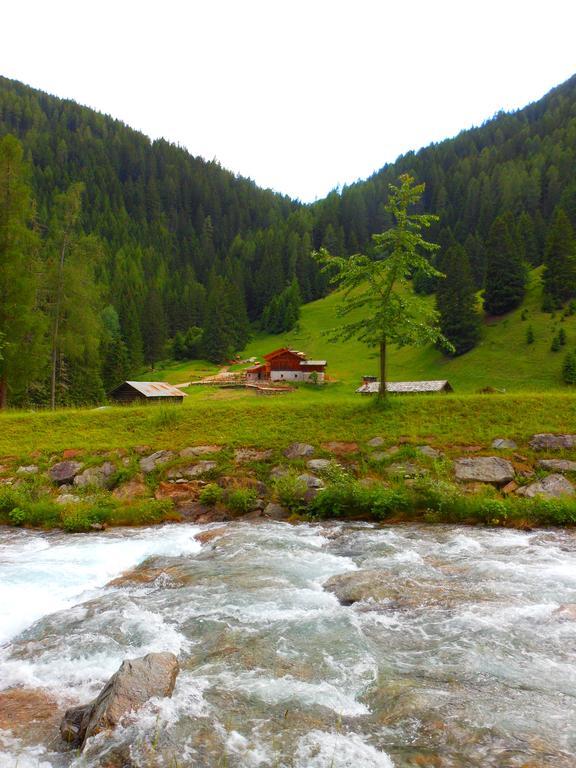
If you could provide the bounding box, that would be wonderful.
[1,391,576,458]
[148,266,576,393]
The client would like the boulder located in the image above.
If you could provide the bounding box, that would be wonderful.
[416,445,442,459]
[284,443,314,459]
[454,457,515,485]
[166,461,217,479]
[60,652,179,748]
[0,687,60,742]
[194,526,228,544]
[554,603,576,621]
[516,474,575,499]
[367,436,385,448]
[180,445,222,458]
[74,462,115,489]
[529,434,576,451]
[537,459,576,473]
[307,458,332,472]
[112,475,149,501]
[297,473,325,490]
[491,438,518,450]
[49,460,84,485]
[323,570,391,605]
[234,448,273,463]
[264,502,290,520]
[154,482,198,502]
[139,450,175,474]
[16,465,39,475]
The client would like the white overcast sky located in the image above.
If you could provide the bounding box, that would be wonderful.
[1,0,575,201]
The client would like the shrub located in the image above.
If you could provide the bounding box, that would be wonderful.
[8,507,26,526]
[61,510,94,533]
[371,487,410,520]
[273,472,307,510]
[525,325,535,345]
[478,498,509,525]
[226,488,258,514]
[199,483,223,506]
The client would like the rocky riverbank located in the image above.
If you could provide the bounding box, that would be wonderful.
[1,433,576,531]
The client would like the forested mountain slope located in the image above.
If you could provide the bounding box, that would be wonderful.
[1,74,576,406]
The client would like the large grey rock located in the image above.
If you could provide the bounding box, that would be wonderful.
[284,443,314,459]
[166,461,217,479]
[537,459,576,473]
[367,436,385,448]
[454,457,514,485]
[307,458,332,472]
[264,502,290,520]
[385,462,425,478]
[139,450,175,474]
[16,465,38,475]
[270,465,289,479]
[491,438,517,450]
[516,474,575,499]
[296,473,325,490]
[49,461,84,485]
[323,570,391,605]
[529,434,576,451]
[60,652,179,748]
[74,462,115,489]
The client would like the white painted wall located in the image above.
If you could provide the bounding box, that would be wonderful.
[270,371,325,383]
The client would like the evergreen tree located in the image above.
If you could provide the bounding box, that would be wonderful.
[562,350,576,384]
[141,286,168,368]
[542,208,576,307]
[44,183,104,408]
[0,135,44,408]
[436,244,481,355]
[526,325,535,344]
[484,214,527,315]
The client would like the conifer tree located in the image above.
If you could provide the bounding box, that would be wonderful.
[542,208,576,307]
[484,214,527,315]
[436,244,481,355]
[563,350,576,384]
[141,287,168,368]
[0,135,44,408]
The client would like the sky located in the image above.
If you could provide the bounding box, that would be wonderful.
[1,0,575,202]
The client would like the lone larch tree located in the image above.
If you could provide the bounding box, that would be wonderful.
[314,174,450,399]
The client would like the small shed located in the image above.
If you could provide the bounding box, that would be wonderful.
[356,378,453,395]
[110,381,187,404]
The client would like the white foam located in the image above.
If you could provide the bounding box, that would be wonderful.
[0,525,201,645]
[295,730,394,767]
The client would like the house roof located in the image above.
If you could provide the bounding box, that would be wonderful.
[356,380,452,394]
[115,381,187,398]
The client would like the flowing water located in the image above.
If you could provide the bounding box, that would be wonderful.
[1,521,575,767]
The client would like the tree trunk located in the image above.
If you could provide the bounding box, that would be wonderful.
[0,376,7,410]
[378,337,387,400]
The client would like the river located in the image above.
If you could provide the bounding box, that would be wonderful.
[0,522,575,767]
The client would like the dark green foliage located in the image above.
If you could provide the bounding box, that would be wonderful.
[436,244,481,355]
[551,333,562,352]
[225,488,258,514]
[542,208,576,307]
[173,327,203,360]
[558,327,567,346]
[198,483,223,506]
[562,350,576,384]
[526,325,535,344]
[261,279,302,333]
[484,214,527,315]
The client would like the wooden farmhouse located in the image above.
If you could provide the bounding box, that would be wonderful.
[110,381,186,404]
[246,348,327,383]
[356,377,453,394]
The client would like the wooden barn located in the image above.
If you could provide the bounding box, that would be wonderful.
[356,377,453,394]
[109,381,186,404]
[246,348,327,383]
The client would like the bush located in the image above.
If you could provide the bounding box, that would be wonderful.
[61,510,94,533]
[8,507,26,526]
[199,483,223,506]
[226,488,258,514]
[478,498,509,525]
[273,472,307,510]
[308,478,410,521]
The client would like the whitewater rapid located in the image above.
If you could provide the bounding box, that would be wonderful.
[1,522,575,767]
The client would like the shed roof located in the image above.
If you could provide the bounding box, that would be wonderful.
[116,381,187,398]
[356,380,452,394]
